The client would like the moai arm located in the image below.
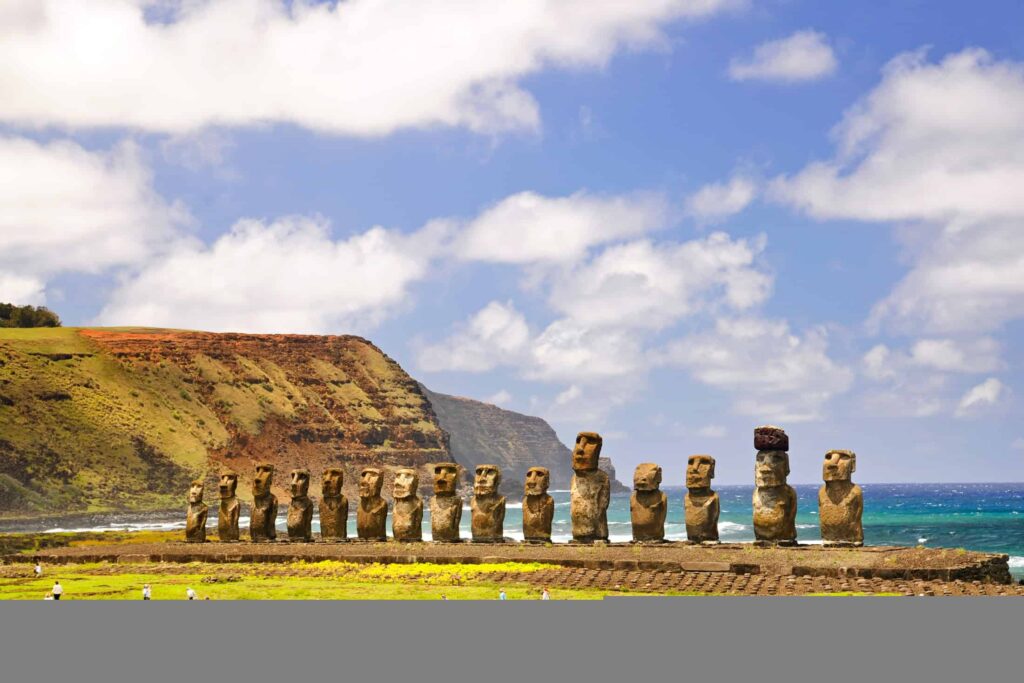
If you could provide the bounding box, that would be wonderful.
[785,487,798,529]
[269,496,278,539]
[543,496,555,530]
[230,501,240,528]
[496,497,506,526]
[198,506,209,529]
[599,476,611,512]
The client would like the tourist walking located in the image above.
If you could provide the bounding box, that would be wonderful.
[34,561,42,578]
[499,589,507,601]
[51,581,63,600]
[186,587,197,601]
[142,584,152,600]
[541,588,550,601]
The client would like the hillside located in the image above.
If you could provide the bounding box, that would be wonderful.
[0,328,448,516]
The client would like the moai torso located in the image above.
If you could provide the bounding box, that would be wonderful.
[430,463,462,542]
[356,468,388,541]
[522,467,554,542]
[630,464,667,542]
[818,450,864,546]
[685,455,719,543]
[250,462,278,542]
[471,465,506,541]
[217,471,240,542]
[570,432,610,542]
[286,469,314,542]
[392,468,423,542]
[185,481,208,543]
[753,430,797,544]
[319,468,348,541]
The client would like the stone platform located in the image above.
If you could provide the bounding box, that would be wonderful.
[11,541,1013,584]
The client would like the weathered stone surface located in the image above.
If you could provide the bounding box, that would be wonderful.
[522,466,554,542]
[471,464,505,542]
[630,463,667,542]
[319,468,348,540]
[685,455,720,543]
[249,462,278,542]
[755,425,789,452]
[819,450,864,546]
[217,470,240,542]
[286,469,314,542]
[430,462,463,542]
[185,480,208,543]
[570,432,609,542]
[392,468,423,542]
[753,449,797,543]
[356,467,388,541]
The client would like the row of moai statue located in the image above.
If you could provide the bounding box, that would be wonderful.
[185,426,863,546]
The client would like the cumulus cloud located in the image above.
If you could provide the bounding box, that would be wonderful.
[685,174,758,223]
[660,318,853,422]
[417,301,531,373]
[729,30,837,83]
[0,136,186,304]
[771,49,1024,334]
[0,0,741,136]
[97,215,447,333]
[955,378,1008,418]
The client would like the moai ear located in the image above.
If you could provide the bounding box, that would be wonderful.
[784,453,791,477]
[851,455,857,474]
[709,459,716,479]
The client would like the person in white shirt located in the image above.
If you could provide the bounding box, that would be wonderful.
[34,562,42,577]
[499,589,507,601]
[51,581,63,600]
[142,584,152,600]
[186,587,197,600]
[541,588,550,601]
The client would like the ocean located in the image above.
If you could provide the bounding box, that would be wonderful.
[17,482,1024,578]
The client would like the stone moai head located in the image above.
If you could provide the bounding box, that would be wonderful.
[474,464,501,496]
[572,432,603,473]
[524,467,550,497]
[290,469,310,498]
[823,450,856,482]
[633,463,662,492]
[755,450,790,488]
[253,463,274,497]
[686,455,716,489]
[218,470,238,499]
[322,468,344,498]
[188,480,205,504]
[433,463,459,496]
[359,467,383,499]
[393,468,419,500]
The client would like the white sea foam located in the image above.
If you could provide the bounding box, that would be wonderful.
[718,521,749,533]
[1009,556,1024,568]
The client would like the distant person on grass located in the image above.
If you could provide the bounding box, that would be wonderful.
[34,561,42,577]
[541,588,550,601]
[142,584,151,600]
[51,581,63,600]
[186,587,197,601]
[499,589,507,601]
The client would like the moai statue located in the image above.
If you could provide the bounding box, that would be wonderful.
[217,470,241,542]
[819,450,864,547]
[319,468,349,541]
[570,431,610,543]
[684,455,720,544]
[287,469,314,542]
[356,467,388,541]
[753,426,797,545]
[185,480,208,543]
[522,467,554,543]
[249,462,278,542]
[430,462,462,543]
[392,468,423,542]
[471,464,506,542]
[631,463,667,542]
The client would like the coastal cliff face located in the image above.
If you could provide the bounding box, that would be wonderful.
[0,328,448,516]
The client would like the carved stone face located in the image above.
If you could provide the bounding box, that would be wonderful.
[474,465,501,496]
[686,455,716,489]
[290,469,310,498]
[524,467,550,496]
[433,463,459,496]
[322,468,344,498]
[393,468,419,499]
[572,432,602,472]
[188,481,204,504]
[253,463,274,497]
[359,468,383,498]
[218,471,237,499]
[633,463,662,492]
[755,451,789,488]
[823,450,856,482]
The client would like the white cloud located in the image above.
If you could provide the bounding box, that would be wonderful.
[908,338,1002,373]
[485,389,513,407]
[771,49,1024,334]
[417,301,531,373]
[0,0,741,137]
[455,191,669,265]
[955,378,1008,418]
[0,136,186,304]
[660,317,853,422]
[97,215,447,333]
[685,174,758,223]
[729,30,837,83]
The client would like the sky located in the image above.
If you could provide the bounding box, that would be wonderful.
[2,0,1024,485]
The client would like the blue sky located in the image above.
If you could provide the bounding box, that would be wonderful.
[3,0,1024,484]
